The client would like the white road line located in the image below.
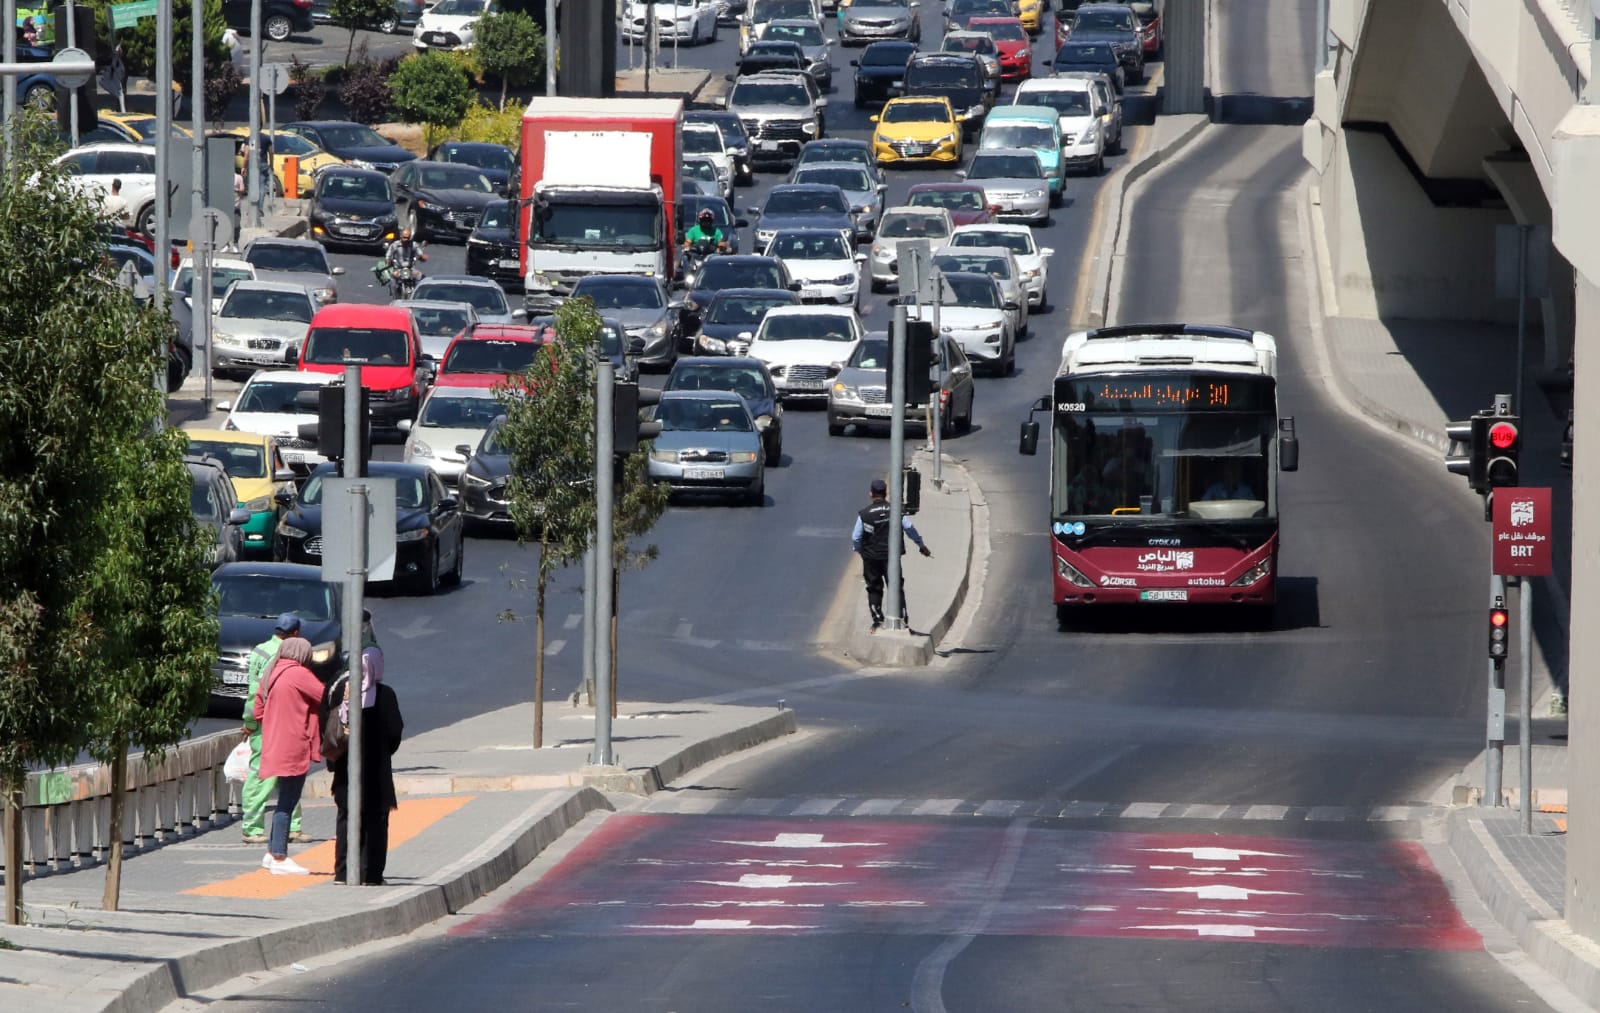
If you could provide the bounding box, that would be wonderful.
[975,800,1024,817]
[1243,805,1290,821]
[1180,804,1230,820]
[563,613,581,630]
[910,819,1029,1013]
[913,799,963,816]
[791,798,846,816]
[1306,806,1348,822]
[1120,802,1168,819]
[1367,806,1418,822]
[853,798,904,816]
[543,639,565,657]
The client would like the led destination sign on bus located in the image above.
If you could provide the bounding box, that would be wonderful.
[1054,375,1274,413]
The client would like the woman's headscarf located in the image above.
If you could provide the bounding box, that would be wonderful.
[276,636,312,664]
[339,644,384,724]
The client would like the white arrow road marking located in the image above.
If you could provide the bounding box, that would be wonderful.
[543,639,565,656]
[562,612,581,629]
[627,918,819,930]
[672,622,722,649]
[693,874,852,889]
[658,900,826,909]
[633,858,847,869]
[389,615,444,640]
[1138,885,1300,901]
[1147,865,1269,877]
[1139,846,1291,862]
[1124,923,1312,939]
[713,833,885,849]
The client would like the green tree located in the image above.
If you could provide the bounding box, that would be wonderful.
[472,9,544,111]
[329,0,399,65]
[0,111,213,924]
[387,51,476,149]
[114,0,230,82]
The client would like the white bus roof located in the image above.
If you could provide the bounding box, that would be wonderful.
[1057,324,1279,379]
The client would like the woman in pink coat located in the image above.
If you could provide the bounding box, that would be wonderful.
[251,637,324,875]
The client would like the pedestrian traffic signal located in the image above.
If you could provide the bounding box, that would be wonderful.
[1489,606,1509,659]
[1486,416,1520,488]
[613,382,662,455]
[1445,415,1488,493]
[886,320,937,407]
[305,385,370,477]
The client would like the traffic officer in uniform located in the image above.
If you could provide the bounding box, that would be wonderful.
[851,478,931,632]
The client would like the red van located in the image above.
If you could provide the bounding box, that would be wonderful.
[298,303,428,430]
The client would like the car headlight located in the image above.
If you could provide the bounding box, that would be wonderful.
[1023,267,1040,279]
[1026,188,1045,198]
[396,527,431,542]
[802,121,817,135]
[831,382,857,399]
[696,334,728,353]
[830,274,854,285]
[1083,122,1100,141]
[1056,554,1094,588]
[730,451,758,464]
[213,331,239,347]
[244,495,273,513]
[314,287,335,302]
[309,640,337,665]
[415,198,434,210]
[462,471,491,487]
[647,319,669,338]
[348,159,376,171]
[650,449,680,463]
[939,132,958,145]
[278,522,308,538]
[965,105,986,119]
[410,438,433,459]
[529,272,554,292]
[1231,558,1273,587]
[381,387,411,401]
[872,246,890,260]
[754,414,773,430]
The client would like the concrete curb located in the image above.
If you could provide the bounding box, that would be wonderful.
[1085,115,1211,328]
[580,707,799,794]
[1446,811,1600,1006]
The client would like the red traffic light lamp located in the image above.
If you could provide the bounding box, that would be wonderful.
[1489,606,1510,659]
[1489,421,1518,450]
[1486,416,1520,488]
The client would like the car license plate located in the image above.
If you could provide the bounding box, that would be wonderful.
[284,451,303,463]
[221,669,248,685]
[1139,589,1188,602]
[498,258,520,269]
[427,32,448,44]
[864,405,894,417]
[685,467,725,479]
[800,287,823,299]
[758,139,781,151]
[788,379,825,390]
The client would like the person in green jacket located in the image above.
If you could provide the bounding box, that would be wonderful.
[241,612,306,844]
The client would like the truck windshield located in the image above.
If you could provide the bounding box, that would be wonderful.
[534,202,662,249]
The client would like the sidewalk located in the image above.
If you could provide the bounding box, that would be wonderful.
[0,701,796,1013]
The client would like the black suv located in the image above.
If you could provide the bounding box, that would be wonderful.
[901,53,991,134]
[221,0,315,41]
[1065,2,1145,84]
[852,40,917,110]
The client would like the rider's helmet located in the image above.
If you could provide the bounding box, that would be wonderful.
[697,209,715,227]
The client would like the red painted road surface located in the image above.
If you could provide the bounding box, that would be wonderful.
[454,816,1480,951]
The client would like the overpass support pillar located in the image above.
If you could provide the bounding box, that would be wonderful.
[1482,153,1573,374]
[1555,104,1600,942]
[1162,0,1205,115]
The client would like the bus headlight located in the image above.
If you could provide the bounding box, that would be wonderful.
[1231,558,1273,587]
[1056,554,1094,588]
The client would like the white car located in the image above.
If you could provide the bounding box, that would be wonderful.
[1013,78,1105,176]
[739,0,823,54]
[763,228,863,307]
[903,270,1015,376]
[868,206,954,292]
[210,280,318,375]
[413,0,498,51]
[623,0,720,44]
[932,244,1028,337]
[949,223,1054,309]
[682,122,734,195]
[173,257,258,316]
[746,304,864,399]
[400,385,504,482]
[216,370,342,475]
[681,156,727,199]
[53,143,158,233]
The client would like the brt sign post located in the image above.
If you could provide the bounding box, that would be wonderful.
[1492,487,1552,577]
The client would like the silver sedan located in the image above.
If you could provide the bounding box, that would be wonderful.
[647,391,767,505]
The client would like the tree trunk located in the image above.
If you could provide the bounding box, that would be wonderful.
[3,782,22,925]
[102,743,128,912]
[499,75,508,113]
[610,563,619,720]
[346,29,357,66]
[534,527,547,748]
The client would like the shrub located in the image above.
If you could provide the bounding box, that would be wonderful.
[388,51,475,148]
[289,57,327,122]
[456,101,522,147]
[339,58,393,125]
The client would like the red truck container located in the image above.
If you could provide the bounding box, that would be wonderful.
[518,97,684,312]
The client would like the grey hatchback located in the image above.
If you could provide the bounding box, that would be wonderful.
[647,391,767,505]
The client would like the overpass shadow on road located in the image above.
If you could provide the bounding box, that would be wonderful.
[1120,91,1312,128]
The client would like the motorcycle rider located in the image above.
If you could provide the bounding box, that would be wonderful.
[383,228,429,298]
[683,208,729,255]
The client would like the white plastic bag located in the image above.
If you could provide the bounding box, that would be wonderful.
[223,740,252,783]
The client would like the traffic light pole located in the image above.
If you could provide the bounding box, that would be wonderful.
[885,302,908,633]
[341,363,367,885]
[1520,578,1533,833]
[1485,572,1507,807]
[929,270,942,488]
[592,357,615,766]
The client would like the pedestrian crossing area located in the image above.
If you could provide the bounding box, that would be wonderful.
[636,794,1445,824]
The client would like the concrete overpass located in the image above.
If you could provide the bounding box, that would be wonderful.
[1299,0,1600,943]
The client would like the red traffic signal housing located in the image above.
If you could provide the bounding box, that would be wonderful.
[1489,606,1510,659]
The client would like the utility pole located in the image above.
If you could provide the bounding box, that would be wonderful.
[155,0,172,299]
[65,0,78,148]
[192,0,211,410]
[884,302,908,632]
[2,0,15,166]
[341,363,367,886]
[591,358,615,766]
[545,0,556,96]
[928,268,943,487]
[246,0,262,227]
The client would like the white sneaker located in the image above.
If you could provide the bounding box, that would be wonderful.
[261,853,274,869]
[267,857,310,876]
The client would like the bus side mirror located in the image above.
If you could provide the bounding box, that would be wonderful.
[1279,416,1299,472]
[1019,419,1040,456]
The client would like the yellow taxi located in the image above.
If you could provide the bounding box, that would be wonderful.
[183,429,295,558]
[1016,0,1044,34]
[99,111,193,143]
[214,128,345,198]
[871,96,963,166]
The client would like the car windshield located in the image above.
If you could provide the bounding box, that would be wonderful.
[954,229,1034,255]
[951,0,1008,12]
[418,392,503,427]
[682,159,718,181]
[935,254,1009,277]
[419,165,494,192]
[1016,89,1093,115]
[656,397,752,432]
[302,472,426,509]
[438,144,513,170]
[268,132,318,156]
[220,287,315,322]
[678,200,733,236]
[772,232,850,260]
[213,574,336,621]
[700,260,784,290]
[1057,43,1113,62]
[441,338,540,374]
[477,201,513,230]
[760,314,854,341]
[431,0,490,14]
[944,275,999,307]
[753,0,814,19]
[969,153,1043,179]
[911,188,984,211]
[980,22,1027,41]
[706,294,791,325]
[883,102,949,124]
[319,172,391,201]
[794,167,870,192]
[313,124,390,149]
[730,81,811,106]
[765,22,824,45]
[982,123,1055,149]
[406,304,474,337]
[176,265,253,300]
[191,478,220,521]
[534,202,661,249]
[879,213,947,238]
[942,35,996,56]
[861,46,912,66]
[303,327,411,365]
[697,115,748,143]
[848,337,890,369]
[801,144,870,168]
[415,282,508,315]
[670,366,770,400]
[906,62,980,88]
[765,188,847,215]
[683,128,724,154]
[245,244,328,274]
[480,424,508,456]
[579,281,664,310]
[1074,9,1135,31]
[188,440,267,479]
[235,380,322,414]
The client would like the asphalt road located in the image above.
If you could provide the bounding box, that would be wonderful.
[198,3,1556,1010]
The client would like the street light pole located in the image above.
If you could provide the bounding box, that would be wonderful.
[884,302,908,632]
[155,0,172,300]
[592,358,616,766]
[341,363,367,885]
[247,0,262,227]
[545,0,556,96]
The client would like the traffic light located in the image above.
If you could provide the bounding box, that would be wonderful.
[1489,605,1510,660]
[307,385,370,476]
[613,382,662,455]
[52,5,97,136]
[887,320,937,407]
[1486,415,1520,488]
[1445,415,1488,493]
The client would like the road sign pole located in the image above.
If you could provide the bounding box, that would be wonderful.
[929,269,942,487]
[3,0,15,168]
[1520,579,1534,833]
[267,85,276,214]
[65,0,78,148]
[246,0,261,227]
[1485,571,1506,807]
[545,0,556,95]
[342,362,367,885]
[155,0,172,296]
[885,302,907,632]
[592,358,615,766]
[580,544,596,705]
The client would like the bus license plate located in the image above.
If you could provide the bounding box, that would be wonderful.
[1140,589,1188,602]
